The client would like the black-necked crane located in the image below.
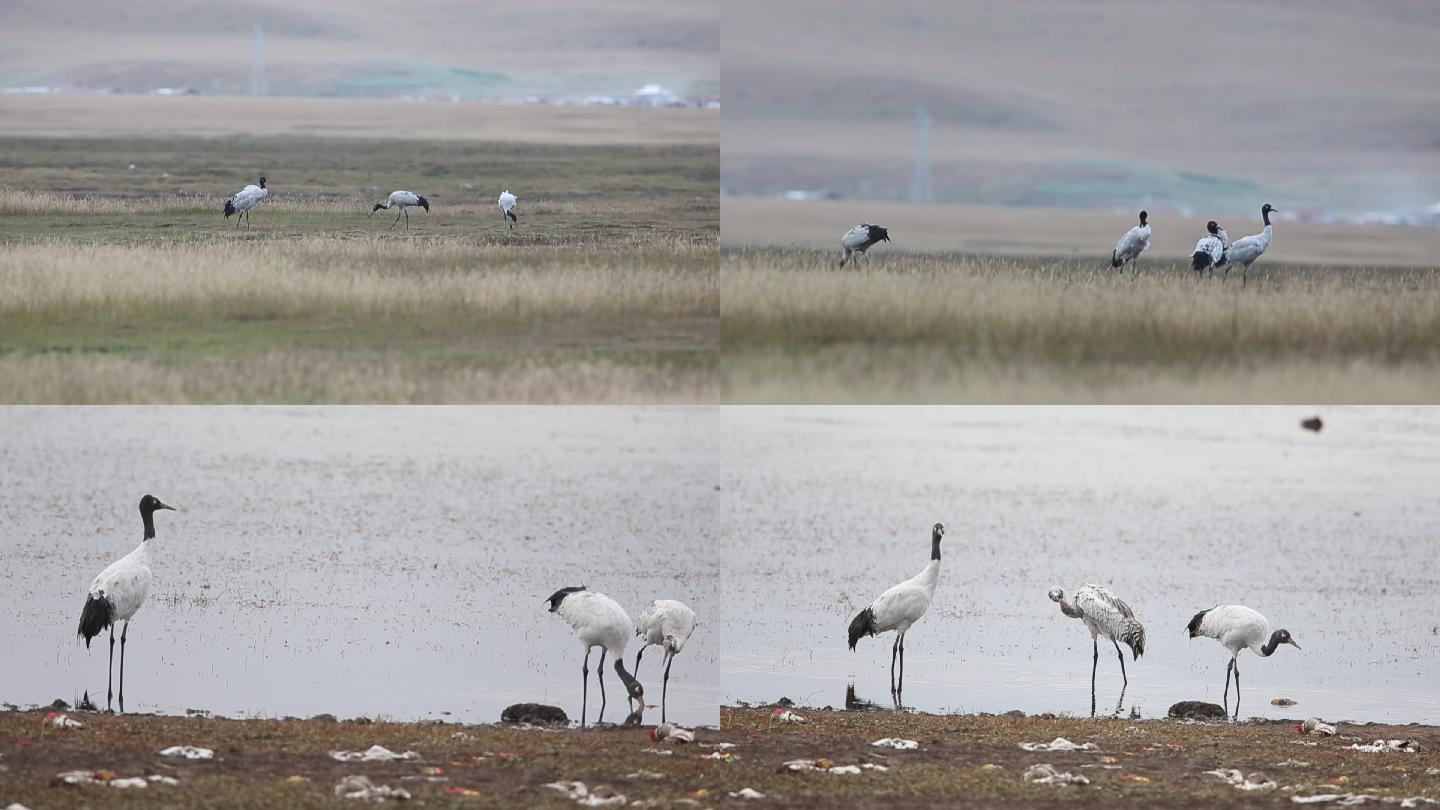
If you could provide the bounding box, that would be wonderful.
[1187,604,1300,720]
[1191,220,1229,276]
[371,190,430,230]
[77,495,175,712]
[223,176,267,227]
[1048,584,1146,716]
[1223,203,1277,287]
[839,223,890,266]
[1111,210,1151,275]
[634,599,696,723]
[847,523,943,697]
[498,190,518,230]
[547,586,644,726]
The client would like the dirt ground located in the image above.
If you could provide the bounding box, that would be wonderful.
[3,706,1437,808]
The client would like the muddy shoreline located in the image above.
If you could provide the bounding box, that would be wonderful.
[4,705,1437,807]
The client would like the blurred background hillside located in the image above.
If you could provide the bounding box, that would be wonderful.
[0,0,718,106]
[721,0,1440,225]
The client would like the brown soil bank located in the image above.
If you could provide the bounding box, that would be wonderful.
[714,707,1440,808]
[0,709,728,809]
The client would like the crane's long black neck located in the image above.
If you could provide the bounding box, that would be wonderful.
[1259,631,1283,656]
[930,530,942,561]
[613,658,640,692]
[141,508,157,541]
[1262,207,1271,227]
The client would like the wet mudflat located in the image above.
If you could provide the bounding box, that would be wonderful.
[0,408,719,727]
[718,407,1440,724]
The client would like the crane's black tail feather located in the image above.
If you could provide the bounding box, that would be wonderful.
[1191,251,1212,273]
[1186,607,1212,639]
[847,607,877,651]
[224,200,236,218]
[77,594,113,648]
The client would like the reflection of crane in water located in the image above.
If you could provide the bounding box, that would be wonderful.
[1048,584,1145,717]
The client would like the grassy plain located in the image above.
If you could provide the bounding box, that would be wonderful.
[0,100,718,403]
[721,201,1440,403]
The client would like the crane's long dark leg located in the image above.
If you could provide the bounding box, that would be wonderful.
[897,632,906,694]
[662,652,674,724]
[581,648,590,726]
[107,624,115,711]
[118,621,128,713]
[597,649,608,724]
[889,635,900,694]
[1091,636,1099,718]
[1113,638,1128,687]
[1232,657,1244,717]
[404,208,410,230]
[1223,658,1233,714]
[391,209,402,230]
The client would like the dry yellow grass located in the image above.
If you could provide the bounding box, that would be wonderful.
[0,240,715,317]
[722,250,1440,403]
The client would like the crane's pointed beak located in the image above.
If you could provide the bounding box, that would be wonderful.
[157,500,177,512]
[1288,639,1302,651]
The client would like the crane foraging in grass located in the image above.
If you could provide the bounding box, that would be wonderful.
[223,176,267,227]
[1048,584,1146,716]
[1223,203,1277,287]
[1191,220,1229,276]
[498,190,518,230]
[634,599,697,723]
[371,190,430,230]
[847,523,944,697]
[547,586,644,726]
[77,495,176,713]
[1187,604,1300,720]
[1111,210,1151,274]
[839,223,890,266]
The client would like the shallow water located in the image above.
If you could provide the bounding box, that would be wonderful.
[717,407,1440,724]
[0,408,719,727]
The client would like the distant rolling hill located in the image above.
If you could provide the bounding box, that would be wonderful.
[721,0,1440,219]
[0,0,717,100]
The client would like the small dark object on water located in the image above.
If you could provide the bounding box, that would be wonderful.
[309,713,337,723]
[1169,701,1227,720]
[1301,416,1323,432]
[500,703,569,727]
[1271,698,1297,707]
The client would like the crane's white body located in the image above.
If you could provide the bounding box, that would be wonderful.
[382,190,423,210]
[865,559,939,636]
[555,590,633,658]
[1112,220,1151,270]
[839,223,890,266]
[1194,231,1227,269]
[1191,604,1270,657]
[635,599,696,657]
[498,190,518,229]
[1226,225,1272,281]
[225,180,267,225]
[1066,584,1137,645]
[87,541,153,625]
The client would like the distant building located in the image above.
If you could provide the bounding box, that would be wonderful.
[633,83,678,107]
